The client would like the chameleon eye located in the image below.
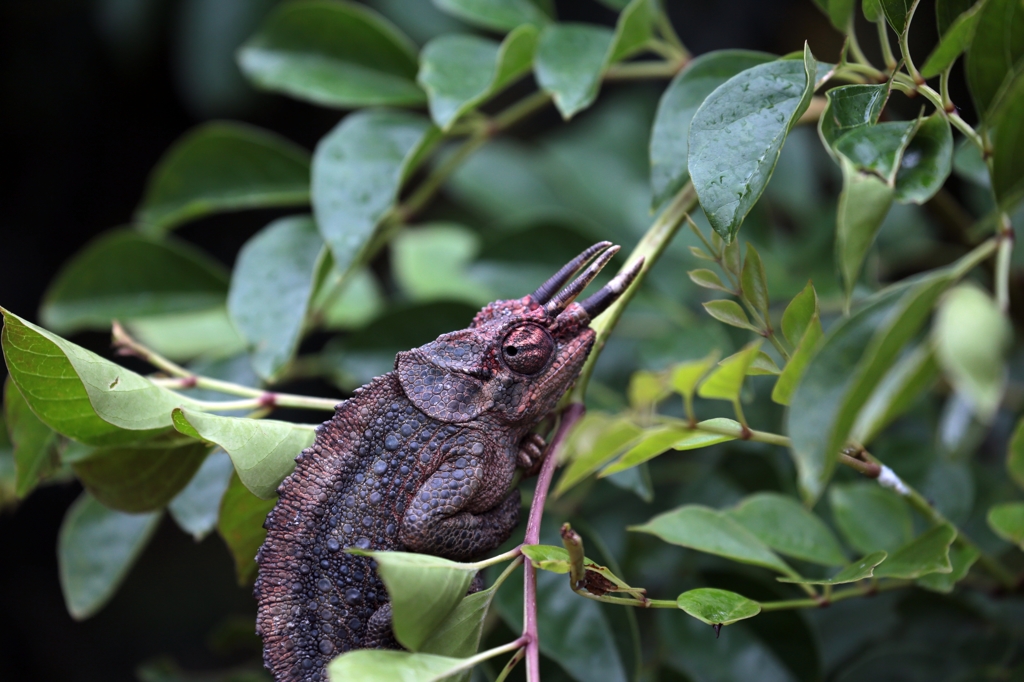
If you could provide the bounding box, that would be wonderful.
[501,325,554,375]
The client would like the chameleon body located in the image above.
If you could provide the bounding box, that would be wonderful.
[255,242,640,681]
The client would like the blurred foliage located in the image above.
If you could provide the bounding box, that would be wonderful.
[3,0,1024,681]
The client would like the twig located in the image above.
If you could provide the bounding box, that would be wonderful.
[996,213,1014,314]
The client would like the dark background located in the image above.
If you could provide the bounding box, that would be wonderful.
[0,1,956,680]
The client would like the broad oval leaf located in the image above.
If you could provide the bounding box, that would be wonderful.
[777,550,888,585]
[835,155,895,298]
[419,26,537,130]
[829,482,912,554]
[432,0,551,32]
[227,216,326,380]
[58,492,161,619]
[917,542,979,593]
[966,0,1024,119]
[988,502,1024,549]
[40,230,229,335]
[727,492,847,566]
[534,24,614,120]
[135,122,311,234]
[391,223,486,305]
[689,48,816,239]
[1,309,202,446]
[72,440,209,513]
[787,267,959,502]
[630,504,795,575]
[880,0,917,34]
[991,70,1024,207]
[627,370,669,409]
[312,109,439,280]
[698,341,763,402]
[168,449,235,541]
[932,283,1011,422]
[364,550,476,651]
[873,523,956,578]
[818,84,888,151]
[217,472,276,584]
[676,588,760,626]
[522,544,572,573]
[650,50,774,209]
[894,113,953,204]
[4,377,59,498]
[851,343,938,445]
[608,0,657,63]
[702,299,755,330]
[171,407,316,499]
[1009,417,1024,490]
[921,1,983,78]
[328,648,481,682]
[237,0,424,108]
[554,415,642,496]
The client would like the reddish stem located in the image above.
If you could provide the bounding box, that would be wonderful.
[523,402,586,681]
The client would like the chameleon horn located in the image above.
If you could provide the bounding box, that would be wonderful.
[530,241,613,304]
[578,258,645,319]
[544,245,620,315]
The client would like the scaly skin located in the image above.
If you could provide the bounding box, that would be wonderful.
[255,243,639,681]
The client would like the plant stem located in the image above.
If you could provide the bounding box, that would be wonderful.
[996,213,1014,314]
[454,637,530,678]
[898,0,924,83]
[523,403,585,682]
[466,546,523,571]
[494,647,527,682]
[876,19,897,71]
[847,19,874,70]
[759,580,911,611]
[891,75,986,150]
[940,66,954,111]
[572,183,698,402]
[605,60,683,80]
[654,6,688,58]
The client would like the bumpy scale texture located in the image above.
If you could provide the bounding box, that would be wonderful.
[255,287,602,682]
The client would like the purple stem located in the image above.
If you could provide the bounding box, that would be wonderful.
[522,402,586,682]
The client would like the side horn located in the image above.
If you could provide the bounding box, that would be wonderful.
[578,258,645,319]
[544,246,620,316]
[530,242,612,304]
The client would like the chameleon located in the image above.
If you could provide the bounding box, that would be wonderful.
[254,241,641,681]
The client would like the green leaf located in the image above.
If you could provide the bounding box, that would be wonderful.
[431,0,551,32]
[727,492,847,566]
[419,26,537,130]
[787,268,958,502]
[863,0,883,22]
[966,0,1024,119]
[921,1,983,78]
[813,0,858,30]
[608,0,656,62]
[630,504,795,575]
[522,544,572,573]
[873,523,956,578]
[689,47,817,239]
[953,137,990,186]
[991,70,1024,207]
[420,584,498,660]
[702,300,757,331]
[312,109,438,281]
[58,492,161,619]
[39,230,229,335]
[851,343,938,444]
[534,24,614,119]
[835,156,896,298]
[937,0,974,33]
[987,502,1024,548]
[1,309,202,446]
[669,351,721,401]
[818,84,889,153]
[772,311,823,406]
[676,588,760,626]
[1009,417,1024,490]
[217,472,275,585]
[329,649,482,681]
[627,370,668,409]
[688,268,731,292]
[830,482,912,554]
[894,114,954,204]
[391,223,487,305]
[777,550,888,584]
[312,265,385,331]
[171,407,315,499]
[880,0,916,34]
[650,50,774,209]
[600,421,735,476]
[71,440,209,513]
[363,551,476,651]
[554,415,642,496]
[168,450,235,541]
[748,352,781,376]
[834,121,917,182]
[698,341,763,401]
[4,377,59,498]
[932,283,1011,422]
[0,416,15,509]
[135,122,311,234]
[917,542,979,593]
[781,281,819,346]
[237,0,424,109]
[741,244,770,319]
[227,216,325,380]
[123,307,247,363]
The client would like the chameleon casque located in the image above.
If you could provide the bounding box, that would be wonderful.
[255,241,641,681]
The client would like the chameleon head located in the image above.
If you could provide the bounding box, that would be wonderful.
[395,242,643,426]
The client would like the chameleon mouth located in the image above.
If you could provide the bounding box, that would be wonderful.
[532,242,645,322]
